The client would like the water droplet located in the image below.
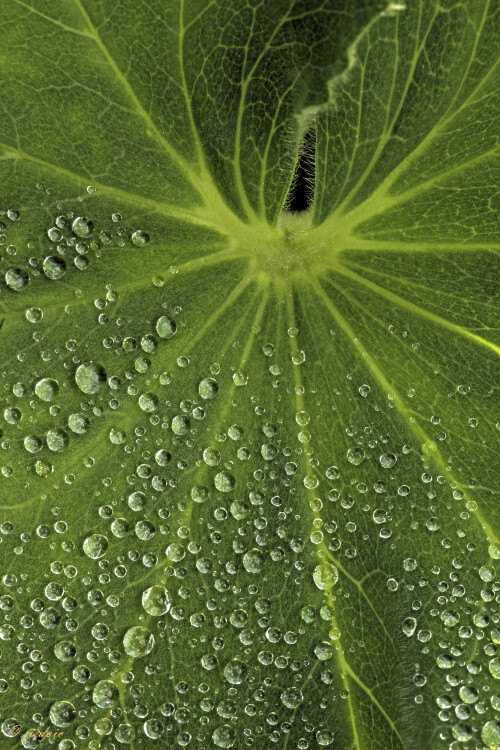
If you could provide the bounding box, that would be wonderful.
[223,659,247,684]
[212,725,236,748]
[75,361,106,394]
[68,413,89,434]
[123,626,154,657]
[347,447,365,466]
[380,453,397,469]
[72,216,93,238]
[24,435,42,453]
[199,378,218,399]
[35,378,59,402]
[46,428,69,452]
[172,415,190,435]
[214,471,235,492]
[232,369,247,386]
[489,656,500,679]
[242,549,263,574]
[142,586,171,616]
[280,687,303,708]
[43,256,66,280]
[313,563,338,590]
[83,534,108,560]
[403,617,417,636]
[482,720,500,749]
[156,316,176,338]
[92,680,119,708]
[138,392,158,412]
[49,701,76,728]
[131,230,150,247]
[25,307,43,323]
[5,267,29,291]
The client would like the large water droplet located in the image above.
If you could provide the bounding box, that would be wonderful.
[142,586,171,616]
[123,626,154,657]
[43,256,66,280]
[83,534,108,560]
[92,680,119,708]
[49,701,76,728]
[313,562,338,590]
[5,267,29,291]
[131,230,150,247]
[35,378,59,402]
[72,216,94,238]
[75,361,106,394]
[156,316,176,338]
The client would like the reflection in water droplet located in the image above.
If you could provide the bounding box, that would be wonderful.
[49,700,76,728]
[214,471,235,492]
[68,413,89,434]
[92,680,118,708]
[347,447,365,466]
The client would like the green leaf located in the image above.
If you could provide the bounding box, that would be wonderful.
[0,1,499,749]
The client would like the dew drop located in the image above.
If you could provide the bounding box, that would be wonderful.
[43,255,66,280]
[131,230,150,247]
[49,700,76,728]
[83,534,108,560]
[280,688,303,708]
[313,563,338,590]
[92,680,119,708]
[123,626,154,657]
[5,267,29,292]
[242,549,263,574]
[156,316,176,338]
[199,378,218,399]
[347,447,365,466]
[142,586,171,616]
[214,471,235,492]
[75,361,106,394]
[72,216,93,238]
[35,378,59,402]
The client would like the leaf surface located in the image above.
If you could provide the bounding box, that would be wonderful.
[0,1,499,749]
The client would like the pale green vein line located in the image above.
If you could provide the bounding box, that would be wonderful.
[351,142,500,225]
[309,274,500,549]
[364,70,500,210]
[339,239,494,253]
[322,547,396,651]
[333,0,427,215]
[285,281,364,750]
[181,280,271,531]
[0,142,211,227]
[232,7,295,221]
[11,0,92,38]
[179,0,208,170]
[334,261,500,355]
[0,250,238,322]
[72,0,202,197]
[342,657,403,742]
